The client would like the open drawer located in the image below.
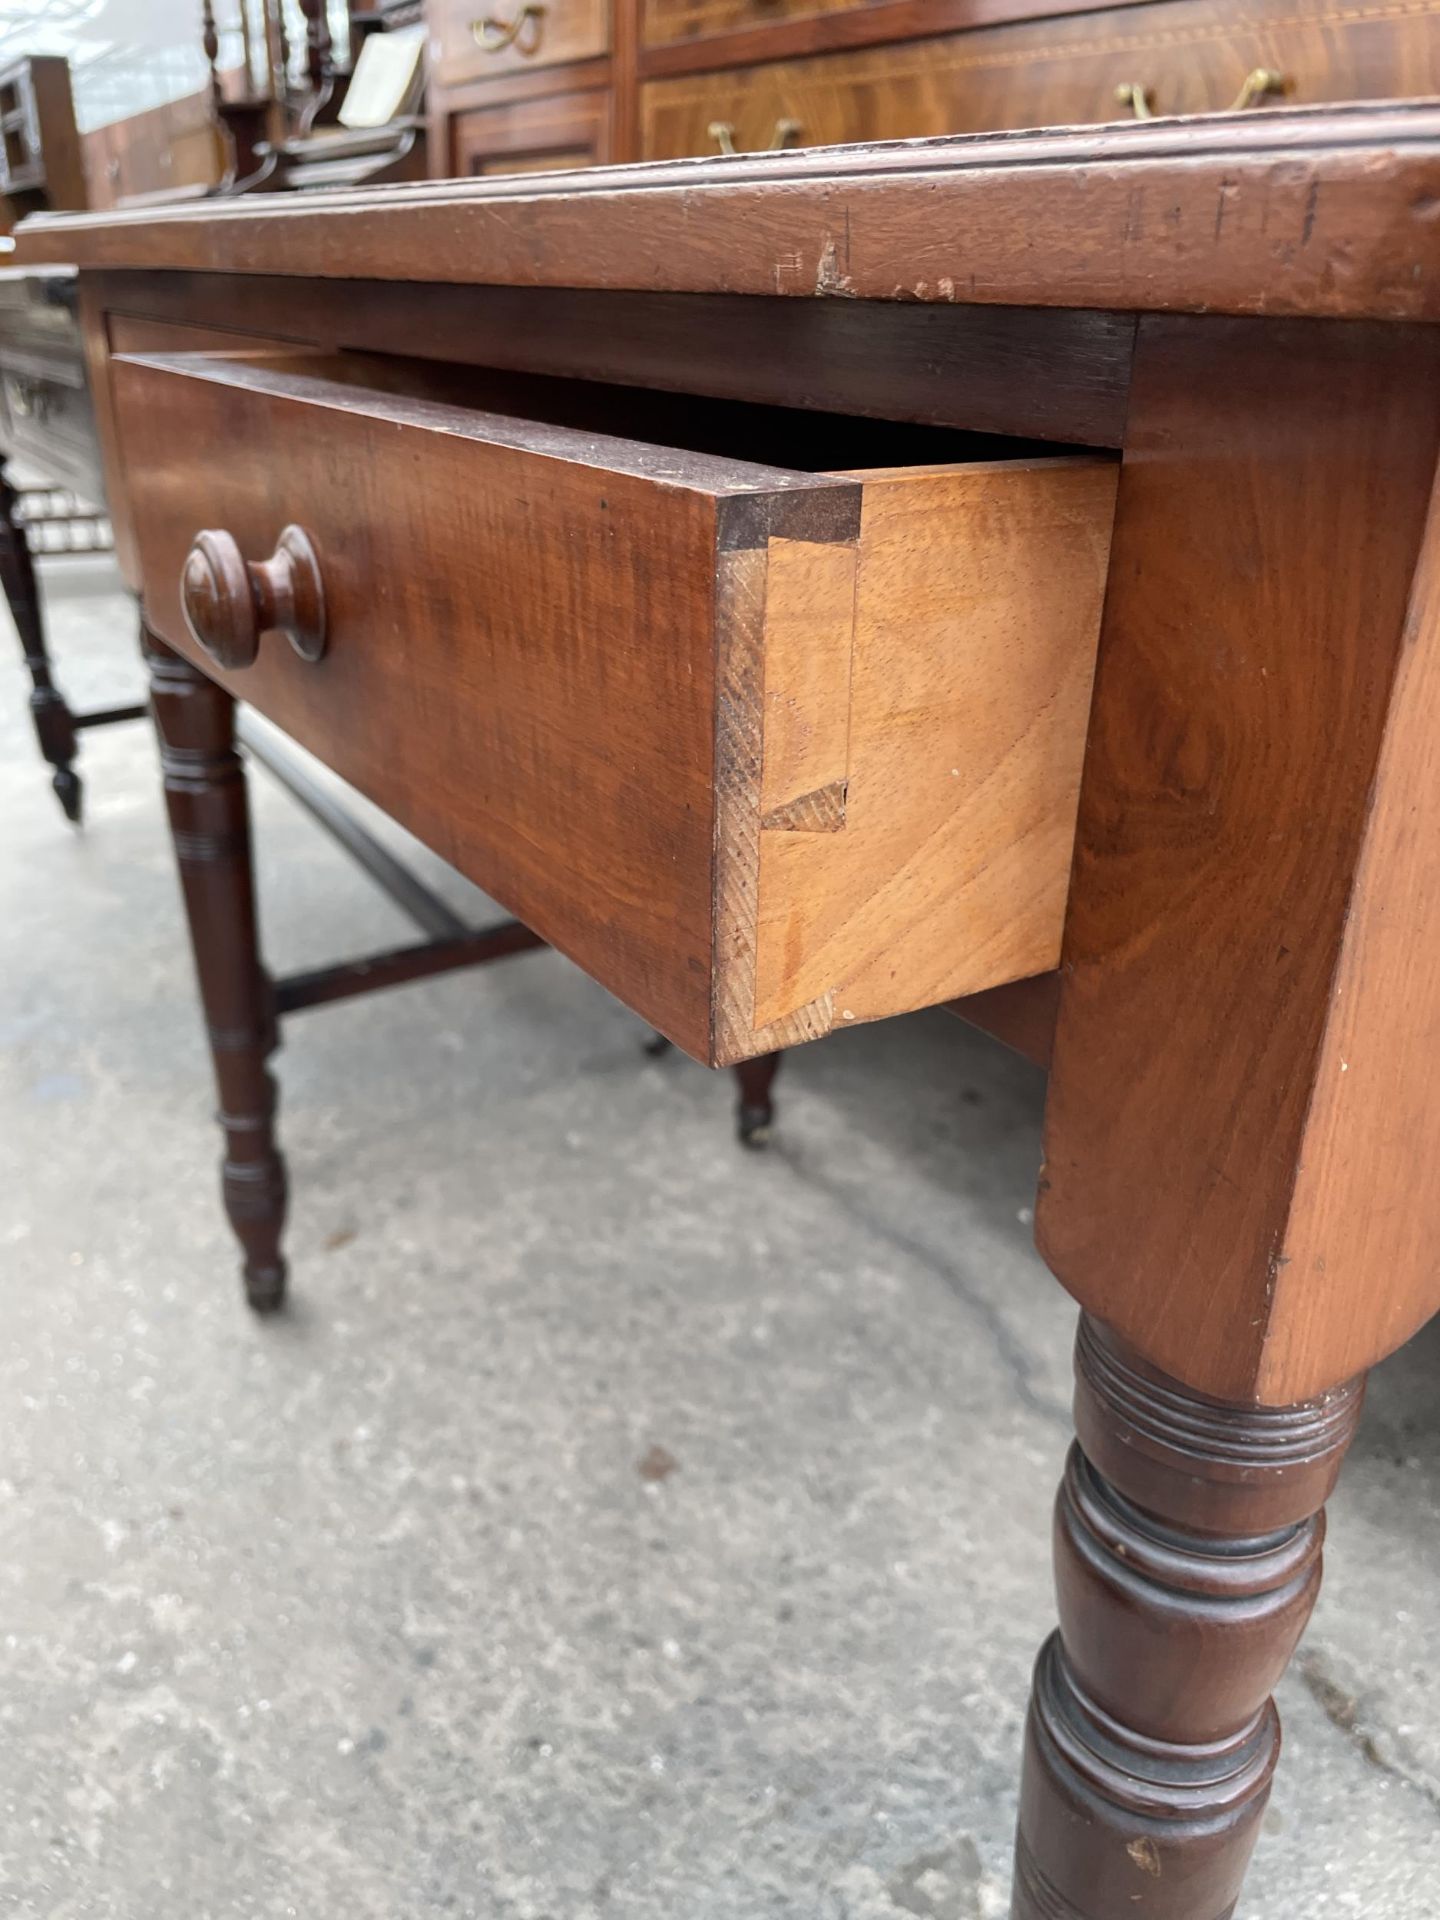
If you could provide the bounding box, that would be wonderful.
[112,351,1118,1066]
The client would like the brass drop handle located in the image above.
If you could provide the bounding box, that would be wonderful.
[1117,67,1289,119]
[472,3,545,54]
[708,117,804,155]
[180,525,326,672]
[1114,82,1154,119]
[1229,66,1289,110]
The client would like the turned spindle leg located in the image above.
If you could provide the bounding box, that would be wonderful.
[1013,1314,1365,1920]
[0,470,81,822]
[146,628,288,1310]
[733,1050,782,1148]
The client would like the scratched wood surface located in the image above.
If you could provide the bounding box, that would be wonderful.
[17,102,1440,323]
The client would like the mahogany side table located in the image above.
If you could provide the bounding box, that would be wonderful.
[19,100,1440,1916]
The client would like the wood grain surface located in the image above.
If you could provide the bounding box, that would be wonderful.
[638,0,1190,69]
[108,348,1112,1067]
[944,972,1059,1067]
[117,352,733,1060]
[450,88,612,173]
[89,271,1135,446]
[18,101,1440,323]
[1037,314,1440,1405]
[641,0,1440,156]
[750,459,1117,1035]
[428,0,611,86]
[1270,461,1440,1392]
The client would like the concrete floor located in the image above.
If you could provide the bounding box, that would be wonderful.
[2,554,1438,1920]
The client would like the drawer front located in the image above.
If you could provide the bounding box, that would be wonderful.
[641,0,1440,153]
[642,0,867,52]
[426,0,609,85]
[451,90,610,173]
[111,353,1115,1064]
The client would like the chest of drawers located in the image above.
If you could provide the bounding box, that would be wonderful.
[425,0,1440,171]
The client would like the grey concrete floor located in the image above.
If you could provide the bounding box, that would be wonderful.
[2,555,1438,1920]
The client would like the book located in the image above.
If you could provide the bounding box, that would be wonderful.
[337,24,426,131]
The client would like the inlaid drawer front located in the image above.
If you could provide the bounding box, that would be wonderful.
[642,0,865,52]
[640,0,1440,154]
[426,0,609,85]
[111,352,1116,1065]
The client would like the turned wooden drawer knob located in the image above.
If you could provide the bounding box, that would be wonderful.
[180,525,326,671]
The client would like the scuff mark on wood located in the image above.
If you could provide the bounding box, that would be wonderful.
[1303,178,1321,247]
[761,779,848,832]
[815,234,858,297]
[1126,1838,1162,1877]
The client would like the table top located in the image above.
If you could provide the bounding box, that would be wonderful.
[12,99,1440,322]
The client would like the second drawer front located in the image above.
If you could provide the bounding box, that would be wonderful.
[451,90,610,172]
[112,352,1115,1065]
[641,0,867,52]
[641,0,1440,155]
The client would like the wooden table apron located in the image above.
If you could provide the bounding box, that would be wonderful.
[18,100,1440,1920]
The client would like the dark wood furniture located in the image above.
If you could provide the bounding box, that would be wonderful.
[82,87,226,210]
[77,1,426,211]
[0,268,139,821]
[0,59,139,822]
[2,6,423,811]
[0,55,86,231]
[224,0,430,195]
[20,100,1440,1914]
[422,0,1440,1108]
[423,0,1440,172]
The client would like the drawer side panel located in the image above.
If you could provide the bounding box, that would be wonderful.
[751,458,1119,1038]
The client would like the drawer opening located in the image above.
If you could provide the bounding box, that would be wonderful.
[205,345,1108,475]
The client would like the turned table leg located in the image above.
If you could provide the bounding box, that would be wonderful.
[0,469,81,822]
[146,628,288,1310]
[1013,317,1440,1912]
[1013,1316,1364,1919]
